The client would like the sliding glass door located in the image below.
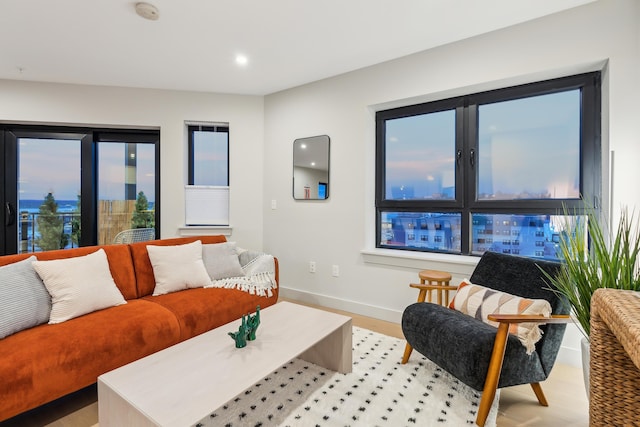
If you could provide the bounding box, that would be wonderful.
[97,134,158,245]
[2,129,86,254]
[17,136,82,253]
[1,126,159,255]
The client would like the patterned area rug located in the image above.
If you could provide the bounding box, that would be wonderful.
[193,327,499,427]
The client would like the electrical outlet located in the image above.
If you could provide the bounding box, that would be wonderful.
[332,265,339,277]
[271,199,277,210]
[309,261,316,273]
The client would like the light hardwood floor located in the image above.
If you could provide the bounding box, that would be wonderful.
[0,299,588,427]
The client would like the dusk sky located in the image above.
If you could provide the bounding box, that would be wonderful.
[18,138,155,202]
[193,130,228,186]
[384,89,580,200]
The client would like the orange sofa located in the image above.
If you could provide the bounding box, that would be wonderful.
[0,235,279,422]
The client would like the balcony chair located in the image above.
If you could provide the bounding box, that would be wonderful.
[112,227,155,244]
[401,251,570,426]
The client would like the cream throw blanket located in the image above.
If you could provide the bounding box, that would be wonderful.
[207,249,277,297]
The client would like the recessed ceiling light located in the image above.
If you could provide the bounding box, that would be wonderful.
[235,54,249,66]
[135,2,160,21]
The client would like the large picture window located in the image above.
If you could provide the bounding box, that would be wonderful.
[375,72,601,260]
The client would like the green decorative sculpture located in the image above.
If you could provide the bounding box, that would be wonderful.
[246,306,261,341]
[228,315,248,348]
[228,306,261,348]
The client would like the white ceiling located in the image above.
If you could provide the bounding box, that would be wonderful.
[0,0,594,96]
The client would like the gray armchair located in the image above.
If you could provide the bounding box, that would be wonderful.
[402,251,570,426]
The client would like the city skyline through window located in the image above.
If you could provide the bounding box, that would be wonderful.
[375,72,601,259]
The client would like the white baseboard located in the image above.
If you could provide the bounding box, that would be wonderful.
[280,286,583,369]
[557,345,582,368]
[279,287,403,324]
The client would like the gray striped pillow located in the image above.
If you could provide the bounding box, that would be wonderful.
[0,256,52,339]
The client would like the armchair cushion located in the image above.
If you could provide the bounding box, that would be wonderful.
[449,279,551,353]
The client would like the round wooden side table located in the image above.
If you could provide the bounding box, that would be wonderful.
[401,269,456,364]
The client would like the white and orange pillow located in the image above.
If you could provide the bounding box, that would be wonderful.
[449,279,551,354]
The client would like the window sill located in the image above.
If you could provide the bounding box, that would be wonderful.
[361,248,479,276]
[177,225,232,237]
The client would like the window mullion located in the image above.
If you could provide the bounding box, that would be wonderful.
[465,103,478,209]
[80,133,96,247]
[580,73,602,211]
[454,105,465,208]
[461,102,476,254]
[1,130,18,255]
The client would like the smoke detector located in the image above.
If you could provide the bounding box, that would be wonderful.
[135,2,160,21]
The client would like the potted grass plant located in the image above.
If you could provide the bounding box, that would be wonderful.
[543,202,640,392]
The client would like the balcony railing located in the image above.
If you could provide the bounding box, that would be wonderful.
[19,212,80,253]
[18,207,154,253]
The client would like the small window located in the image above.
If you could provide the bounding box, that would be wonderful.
[187,125,229,186]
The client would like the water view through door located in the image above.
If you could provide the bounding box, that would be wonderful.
[2,126,160,255]
[17,137,81,253]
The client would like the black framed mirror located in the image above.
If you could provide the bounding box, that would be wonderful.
[293,135,330,200]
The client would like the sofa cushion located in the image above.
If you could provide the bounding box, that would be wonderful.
[130,235,228,297]
[0,299,181,421]
[147,240,212,296]
[143,287,278,341]
[202,242,245,280]
[0,245,138,300]
[32,249,127,324]
[0,256,51,339]
[449,279,551,353]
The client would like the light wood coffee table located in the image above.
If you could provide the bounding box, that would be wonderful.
[98,301,352,427]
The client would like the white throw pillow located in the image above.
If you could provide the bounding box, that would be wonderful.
[147,240,212,296]
[32,249,127,324]
[202,242,245,280]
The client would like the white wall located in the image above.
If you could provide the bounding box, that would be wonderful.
[0,80,265,249]
[264,0,640,366]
